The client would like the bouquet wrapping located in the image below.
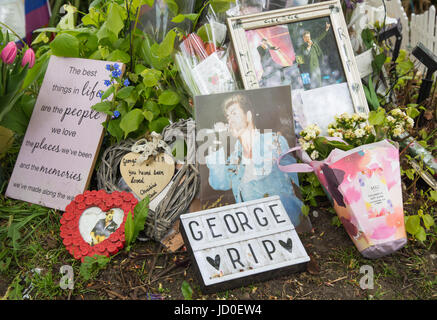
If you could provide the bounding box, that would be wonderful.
[278,139,407,259]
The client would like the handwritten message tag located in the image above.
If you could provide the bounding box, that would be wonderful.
[6,56,118,211]
[180,196,310,293]
[120,152,175,200]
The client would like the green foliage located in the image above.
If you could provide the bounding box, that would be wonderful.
[299,172,327,208]
[363,76,380,111]
[125,196,150,251]
[181,280,193,300]
[80,254,110,280]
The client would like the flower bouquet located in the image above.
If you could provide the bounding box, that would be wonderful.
[0,32,35,124]
[278,110,415,258]
[174,7,239,97]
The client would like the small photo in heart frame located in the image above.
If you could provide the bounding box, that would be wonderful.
[60,190,138,261]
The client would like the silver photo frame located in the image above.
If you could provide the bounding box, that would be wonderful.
[227,0,369,133]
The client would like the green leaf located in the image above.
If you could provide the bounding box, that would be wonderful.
[406,105,420,119]
[430,190,437,202]
[105,118,124,142]
[156,30,176,58]
[372,53,386,75]
[368,108,385,126]
[135,64,147,74]
[80,255,110,281]
[107,49,131,64]
[181,280,193,300]
[92,101,112,115]
[143,110,154,121]
[149,117,170,133]
[210,0,233,13]
[120,109,144,138]
[105,3,126,36]
[197,24,213,43]
[405,215,421,235]
[125,197,150,250]
[415,226,426,241]
[158,90,180,105]
[422,214,435,230]
[96,26,117,43]
[101,86,115,100]
[141,68,162,87]
[124,211,135,249]
[165,0,179,15]
[361,28,374,50]
[32,32,50,45]
[143,100,160,118]
[50,33,79,57]
[82,7,101,27]
[0,94,36,135]
[117,86,135,100]
[132,197,150,241]
[301,204,310,216]
[171,13,198,23]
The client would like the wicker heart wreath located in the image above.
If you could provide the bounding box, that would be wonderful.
[60,190,138,260]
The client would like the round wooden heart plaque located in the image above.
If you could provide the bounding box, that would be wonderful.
[60,190,138,261]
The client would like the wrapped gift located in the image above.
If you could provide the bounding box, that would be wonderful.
[278,140,407,259]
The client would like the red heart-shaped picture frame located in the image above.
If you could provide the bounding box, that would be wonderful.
[60,190,138,261]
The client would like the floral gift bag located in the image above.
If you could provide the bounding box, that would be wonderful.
[278,140,407,259]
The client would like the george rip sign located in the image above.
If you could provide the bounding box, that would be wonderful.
[180,196,310,293]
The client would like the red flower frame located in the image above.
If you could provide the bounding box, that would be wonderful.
[60,190,138,261]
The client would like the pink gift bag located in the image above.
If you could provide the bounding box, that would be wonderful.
[278,140,407,259]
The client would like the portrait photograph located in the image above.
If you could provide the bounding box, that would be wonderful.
[228,1,369,134]
[78,207,124,246]
[195,86,311,230]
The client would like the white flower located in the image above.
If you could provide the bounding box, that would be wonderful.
[333,132,343,139]
[352,114,359,121]
[387,116,396,123]
[340,113,350,119]
[391,108,402,116]
[406,117,414,128]
[392,125,404,137]
[327,128,335,136]
[358,112,368,120]
[301,142,311,151]
[355,128,365,138]
[310,150,319,160]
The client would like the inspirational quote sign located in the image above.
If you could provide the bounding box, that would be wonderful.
[6,56,118,211]
[180,196,310,293]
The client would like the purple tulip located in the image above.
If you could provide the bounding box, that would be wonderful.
[21,48,35,68]
[1,41,18,64]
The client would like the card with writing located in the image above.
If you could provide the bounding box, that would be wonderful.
[6,56,119,211]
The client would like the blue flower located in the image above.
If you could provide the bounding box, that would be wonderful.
[123,79,130,86]
[113,63,120,70]
[97,90,103,98]
[112,69,122,78]
[112,110,121,119]
[105,64,111,71]
[104,80,111,87]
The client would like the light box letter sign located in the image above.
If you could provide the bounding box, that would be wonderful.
[6,56,119,211]
[180,196,310,293]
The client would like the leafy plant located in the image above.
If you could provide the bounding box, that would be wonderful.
[33,0,233,142]
[0,28,43,134]
[79,254,110,281]
[125,196,150,251]
[181,280,193,300]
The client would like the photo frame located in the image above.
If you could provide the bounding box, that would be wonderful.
[60,190,138,261]
[227,0,369,134]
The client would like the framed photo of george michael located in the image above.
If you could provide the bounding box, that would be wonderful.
[195,86,312,232]
[227,0,369,134]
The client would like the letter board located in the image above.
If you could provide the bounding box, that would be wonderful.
[180,195,310,293]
